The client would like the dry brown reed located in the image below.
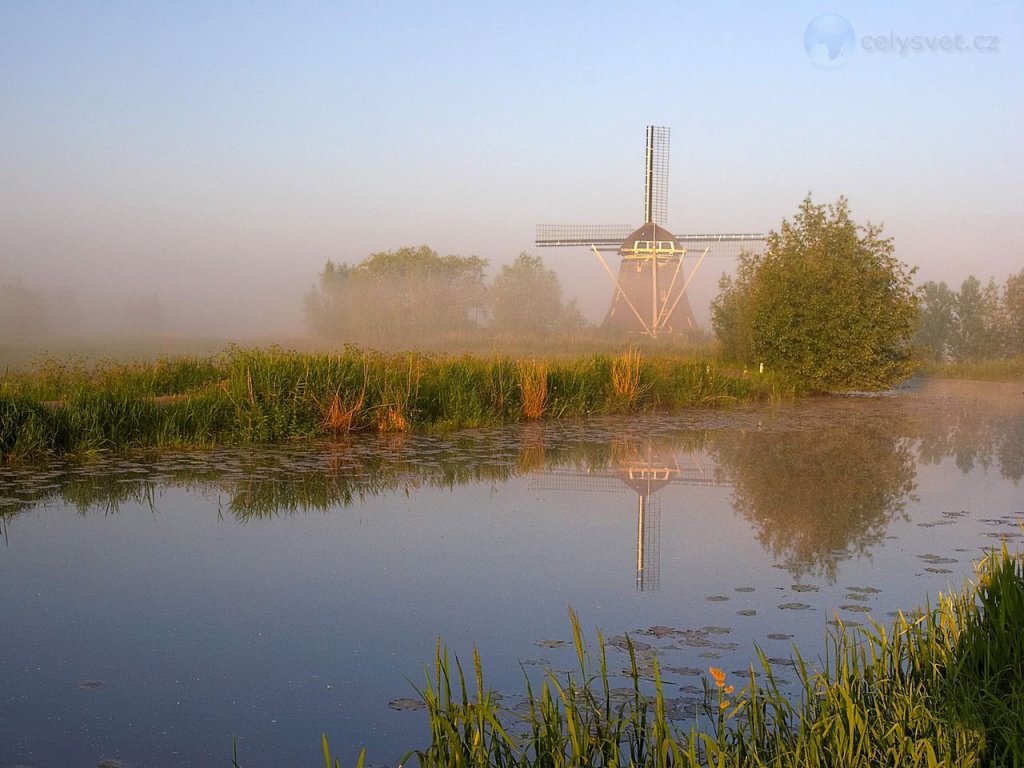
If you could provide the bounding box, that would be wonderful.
[322,390,365,433]
[611,347,644,405]
[375,401,409,433]
[374,356,419,433]
[516,360,548,420]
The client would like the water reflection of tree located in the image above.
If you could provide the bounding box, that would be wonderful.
[0,429,629,524]
[997,415,1024,482]
[915,397,1024,483]
[712,423,917,583]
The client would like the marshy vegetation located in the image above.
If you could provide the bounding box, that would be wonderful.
[357,545,1023,768]
[0,345,799,461]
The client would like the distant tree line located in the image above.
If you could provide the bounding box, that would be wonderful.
[0,279,169,339]
[915,271,1024,362]
[304,247,584,346]
[0,279,51,337]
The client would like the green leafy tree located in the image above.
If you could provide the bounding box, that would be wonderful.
[950,276,1003,361]
[305,246,488,345]
[915,281,957,362]
[999,268,1024,357]
[711,195,918,390]
[490,253,584,335]
[710,255,758,365]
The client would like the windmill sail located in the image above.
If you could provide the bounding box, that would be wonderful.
[644,126,670,226]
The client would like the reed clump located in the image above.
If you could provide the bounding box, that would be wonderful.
[321,390,364,434]
[516,360,548,420]
[395,545,1024,767]
[610,347,645,407]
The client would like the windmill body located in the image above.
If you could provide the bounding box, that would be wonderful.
[607,220,697,333]
[537,126,766,337]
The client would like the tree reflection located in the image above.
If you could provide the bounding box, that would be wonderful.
[914,383,1024,483]
[712,421,917,583]
[997,414,1024,483]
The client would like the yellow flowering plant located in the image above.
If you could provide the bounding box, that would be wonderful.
[708,666,736,711]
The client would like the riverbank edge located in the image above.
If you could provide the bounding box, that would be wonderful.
[1,346,805,461]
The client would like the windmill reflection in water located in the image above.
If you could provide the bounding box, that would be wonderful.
[531,444,730,591]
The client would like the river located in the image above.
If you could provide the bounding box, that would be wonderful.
[1,378,1021,767]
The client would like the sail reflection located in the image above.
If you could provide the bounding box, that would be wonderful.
[530,441,729,591]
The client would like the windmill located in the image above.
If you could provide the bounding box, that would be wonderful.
[536,126,766,337]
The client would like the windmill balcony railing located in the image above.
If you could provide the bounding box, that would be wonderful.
[621,240,687,257]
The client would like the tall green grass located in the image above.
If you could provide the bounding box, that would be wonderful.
[391,545,1023,767]
[1,346,800,461]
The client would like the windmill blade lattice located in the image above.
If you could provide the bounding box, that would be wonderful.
[645,125,670,226]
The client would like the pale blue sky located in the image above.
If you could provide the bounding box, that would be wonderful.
[1,1,1021,334]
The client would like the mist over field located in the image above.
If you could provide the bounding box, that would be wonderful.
[1,3,1021,357]
[0,278,305,340]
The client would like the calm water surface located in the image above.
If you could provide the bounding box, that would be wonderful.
[1,379,1021,767]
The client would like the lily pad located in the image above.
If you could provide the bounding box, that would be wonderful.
[608,635,652,652]
[701,626,732,635]
[641,625,677,638]
[388,697,426,711]
[664,666,703,677]
[918,553,957,565]
[534,639,567,649]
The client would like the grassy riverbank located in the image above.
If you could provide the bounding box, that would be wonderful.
[312,544,1022,768]
[0,346,798,460]
[921,355,1024,382]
